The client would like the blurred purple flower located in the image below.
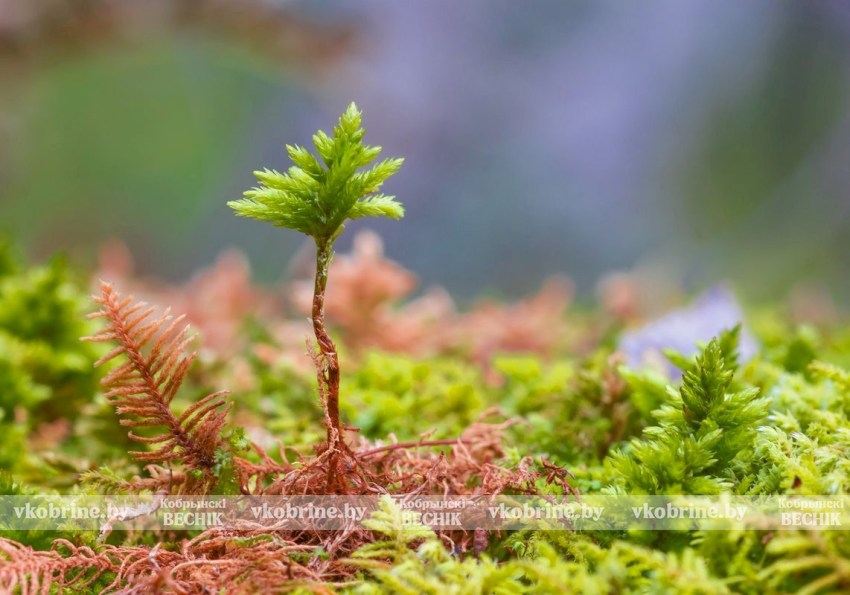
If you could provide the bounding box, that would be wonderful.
[618,286,757,377]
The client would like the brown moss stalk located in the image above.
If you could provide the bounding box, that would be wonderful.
[312,241,344,452]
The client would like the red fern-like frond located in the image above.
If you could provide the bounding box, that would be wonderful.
[83,281,231,488]
[0,537,116,594]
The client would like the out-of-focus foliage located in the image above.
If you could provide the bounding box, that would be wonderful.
[342,353,482,439]
[493,352,642,467]
[3,3,849,300]
[0,241,101,475]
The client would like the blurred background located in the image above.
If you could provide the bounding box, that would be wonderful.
[1,0,849,304]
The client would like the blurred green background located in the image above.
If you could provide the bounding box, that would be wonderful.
[1,0,849,303]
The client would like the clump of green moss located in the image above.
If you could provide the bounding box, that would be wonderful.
[0,245,103,475]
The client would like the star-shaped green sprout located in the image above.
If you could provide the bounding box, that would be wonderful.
[228,102,404,244]
[228,103,404,479]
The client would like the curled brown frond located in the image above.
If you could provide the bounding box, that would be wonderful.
[104,530,333,594]
[83,281,231,491]
[0,537,116,594]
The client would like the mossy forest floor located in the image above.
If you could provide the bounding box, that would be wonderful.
[1,235,849,593]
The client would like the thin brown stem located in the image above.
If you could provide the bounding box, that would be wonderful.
[312,240,343,451]
[356,438,471,459]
